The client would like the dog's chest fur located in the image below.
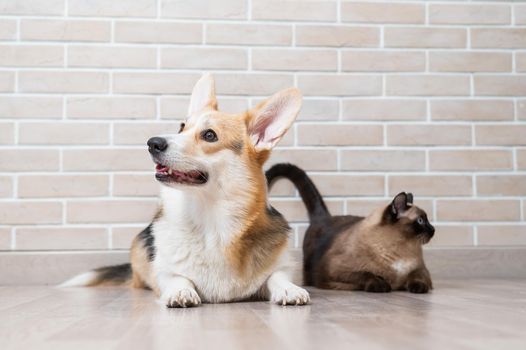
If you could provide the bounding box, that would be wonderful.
[151,190,281,303]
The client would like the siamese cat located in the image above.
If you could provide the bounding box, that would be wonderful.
[266,163,434,293]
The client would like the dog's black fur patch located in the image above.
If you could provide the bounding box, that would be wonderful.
[138,224,156,261]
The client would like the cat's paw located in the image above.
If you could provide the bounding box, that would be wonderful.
[407,281,430,294]
[271,286,310,306]
[162,288,202,308]
[364,279,392,293]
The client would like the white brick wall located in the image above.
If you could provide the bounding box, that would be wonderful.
[0,0,525,253]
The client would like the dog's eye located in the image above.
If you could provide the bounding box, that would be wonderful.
[201,129,218,143]
[179,122,185,133]
[417,217,424,225]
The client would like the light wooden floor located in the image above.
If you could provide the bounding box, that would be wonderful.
[1,280,525,350]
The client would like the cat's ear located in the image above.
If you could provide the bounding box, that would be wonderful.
[391,192,411,218]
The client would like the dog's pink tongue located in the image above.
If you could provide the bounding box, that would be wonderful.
[156,164,169,173]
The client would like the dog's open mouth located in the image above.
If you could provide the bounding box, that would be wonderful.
[155,163,208,185]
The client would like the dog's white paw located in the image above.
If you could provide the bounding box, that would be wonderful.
[162,288,201,308]
[271,286,310,306]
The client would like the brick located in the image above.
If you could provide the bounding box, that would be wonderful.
[342,150,425,172]
[428,226,473,247]
[0,150,59,171]
[477,176,526,196]
[342,99,426,121]
[19,71,109,94]
[386,75,470,96]
[0,0,63,15]
[0,19,16,40]
[0,176,12,198]
[115,21,202,44]
[0,45,63,67]
[518,150,526,170]
[476,125,526,146]
[298,124,383,146]
[162,48,247,70]
[63,149,151,171]
[478,226,526,246]
[206,24,292,46]
[67,97,156,120]
[518,53,526,73]
[113,174,158,197]
[69,46,156,69]
[267,177,296,197]
[387,124,472,146]
[67,200,157,224]
[162,0,246,19]
[431,100,514,121]
[430,150,512,172]
[270,198,344,223]
[18,175,109,198]
[516,5,526,25]
[69,0,156,17]
[345,199,389,217]
[519,100,526,121]
[161,97,248,119]
[429,52,511,73]
[298,99,339,121]
[298,74,381,96]
[345,199,433,219]
[113,122,179,145]
[296,25,379,48]
[437,200,520,222]
[19,122,109,145]
[113,72,199,95]
[472,29,526,49]
[429,4,510,25]
[252,0,336,21]
[309,174,384,196]
[342,2,424,24]
[21,19,111,42]
[0,97,62,119]
[0,202,62,224]
[269,149,338,171]
[0,122,14,144]
[112,227,141,249]
[385,27,466,48]
[474,76,526,97]
[215,74,293,96]
[0,228,10,250]
[253,49,336,72]
[15,228,108,250]
[0,71,14,92]
[342,51,424,72]
[389,176,472,197]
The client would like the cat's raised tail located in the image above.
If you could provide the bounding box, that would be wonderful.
[266,163,330,221]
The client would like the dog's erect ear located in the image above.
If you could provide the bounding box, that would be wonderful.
[188,73,218,118]
[390,192,411,218]
[247,88,302,151]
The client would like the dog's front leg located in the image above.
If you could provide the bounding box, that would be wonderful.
[157,273,201,308]
[266,271,310,306]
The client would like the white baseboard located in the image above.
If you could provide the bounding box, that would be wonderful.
[1,247,525,285]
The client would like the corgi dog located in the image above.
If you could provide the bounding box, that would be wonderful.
[61,74,310,307]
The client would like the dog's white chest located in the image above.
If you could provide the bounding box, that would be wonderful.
[153,220,268,303]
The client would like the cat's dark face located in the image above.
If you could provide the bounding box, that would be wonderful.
[383,192,435,244]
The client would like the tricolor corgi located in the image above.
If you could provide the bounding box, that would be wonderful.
[61,74,310,307]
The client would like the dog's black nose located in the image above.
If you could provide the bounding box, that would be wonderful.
[147,137,168,154]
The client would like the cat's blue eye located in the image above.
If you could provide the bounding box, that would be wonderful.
[417,217,424,225]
